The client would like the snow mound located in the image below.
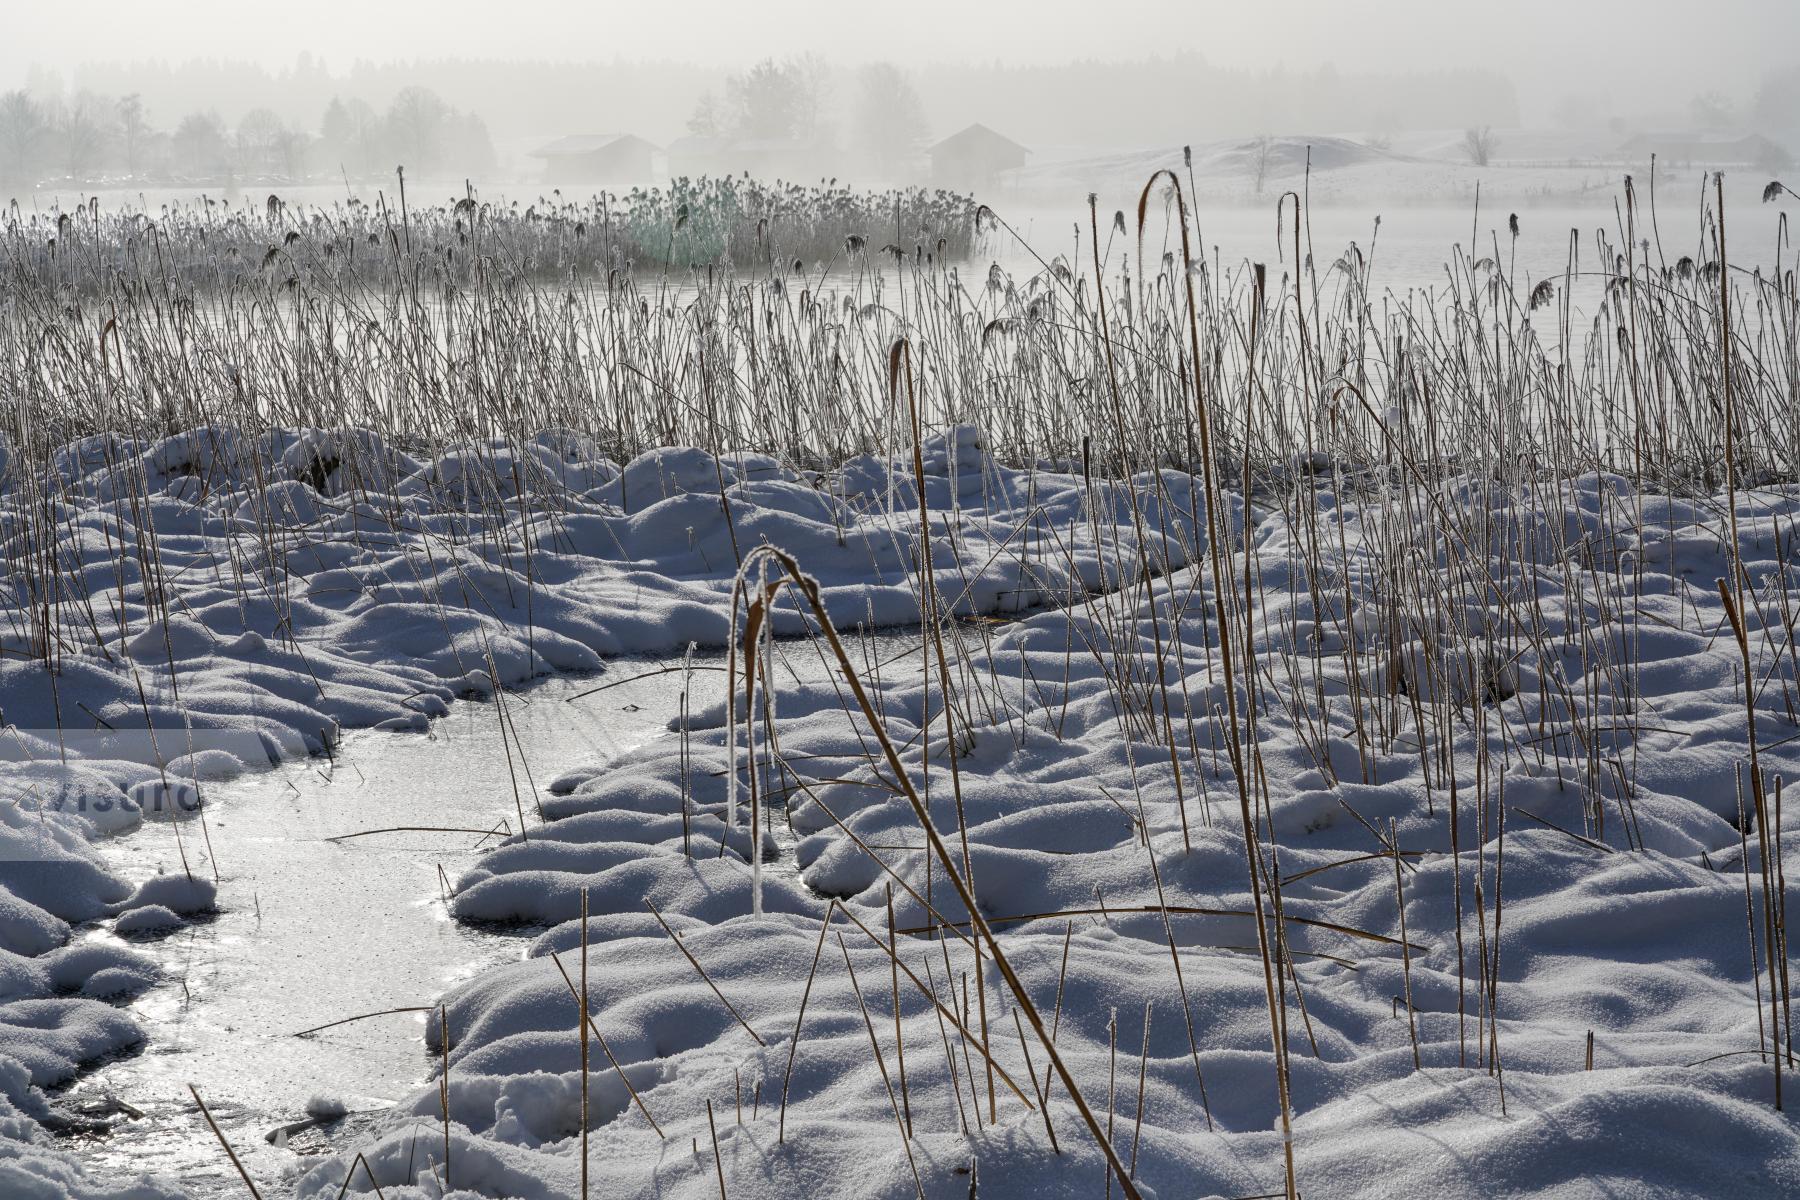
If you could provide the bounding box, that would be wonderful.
[287,468,1800,1200]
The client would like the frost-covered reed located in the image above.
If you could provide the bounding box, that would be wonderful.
[1,172,1793,481]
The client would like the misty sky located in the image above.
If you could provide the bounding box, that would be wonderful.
[4,0,1795,118]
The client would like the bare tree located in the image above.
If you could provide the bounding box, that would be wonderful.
[1252,134,1275,197]
[55,92,113,182]
[442,111,496,176]
[0,91,47,186]
[724,60,805,141]
[117,94,149,177]
[387,86,449,174]
[321,96,383,177]
[172,111,228,179]
[1463,125,1498,167]
[687,91,726,138]
[789,52,832,145]
[853,63,927,177]
[236,108,288,178]
[273,125,310,181]
[697,56,830,145]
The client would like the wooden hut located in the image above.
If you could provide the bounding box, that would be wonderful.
[928,124,1029,190]
[529,134,659,184]
[1614,131,1789,169]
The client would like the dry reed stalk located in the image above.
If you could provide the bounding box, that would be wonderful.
[899,904,1421,950]
[1130,785,1215,1127]
[705,1099,728,1200]
[331,1153,388,1200]
[645,899,765,1045]
[1146,169,1297,1198]
[439,1004,452,1191]
[832,905,1036,1106]
[886,884,914,1138]
[188,1084,263,1200]
[894,336,995,1123]
[727,543,1146,1198]
[546,953,665,1135]
[1011,1007,1059,1153]
[580,888,591,1200]
[837,931,928,1200]
[1129,1001,1151,1179]
[1392,819,1420,1070]
[779,901,838,1141]
[1777,778,1794,1065]
[1739,769,1771,1066]
[292,1006,435,1038]
[1721,581,1784,1105]
[1103,1008,1118,1200]
[924,957,972,1135]
[327,825,512,842]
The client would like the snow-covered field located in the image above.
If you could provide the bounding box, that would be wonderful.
[1010,134,1776,209]
[3,414,1799,1197]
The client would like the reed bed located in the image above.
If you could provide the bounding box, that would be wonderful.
[0,173,1792,482]
[2,170,1794,675]
[0,175,978,294]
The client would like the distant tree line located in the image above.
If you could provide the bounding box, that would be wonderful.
[0,84,495,190]
[687,57,929,175]
[40,53,1536,162]
[17,53,1796,194]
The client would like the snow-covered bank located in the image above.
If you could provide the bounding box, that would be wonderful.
[0,424,1204,1195]
[1008,134,1781,210]
[281,460,1800,1197]
[5,420,1800,1197]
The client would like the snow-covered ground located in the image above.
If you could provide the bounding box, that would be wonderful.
[4,421,1799,1196]
[1008,133,1776,211]
[0,424,1203,1195]
[55,673,676,1195]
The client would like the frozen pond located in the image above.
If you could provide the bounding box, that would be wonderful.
[53,630,924,1196]
[57,669,671,1194]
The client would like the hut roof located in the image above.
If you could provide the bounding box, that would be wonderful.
[530,134,658,158]
[929,124,1030,158]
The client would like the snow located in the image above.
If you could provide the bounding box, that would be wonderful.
[0,422,1209,1194]
[294,463,1794,1197]
[2,425,1798,1196]
[303,1096,349,1122]
[1009,133,1772,210]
